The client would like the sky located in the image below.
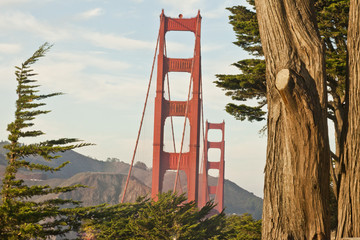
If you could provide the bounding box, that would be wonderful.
[0,0,267,198]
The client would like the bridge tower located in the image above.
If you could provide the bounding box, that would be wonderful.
[199,121,225,213]
[151,10,202,202]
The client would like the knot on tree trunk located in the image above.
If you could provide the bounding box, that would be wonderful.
[275,68,297,111]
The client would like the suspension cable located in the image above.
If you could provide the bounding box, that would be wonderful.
[121,30,160,203]
[173,16,201,193]
[164,42,183,194]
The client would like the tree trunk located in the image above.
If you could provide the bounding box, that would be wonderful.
[255,0,330,239]
[337,0,360,238]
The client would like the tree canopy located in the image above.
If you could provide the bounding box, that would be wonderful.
[81,192,228,240]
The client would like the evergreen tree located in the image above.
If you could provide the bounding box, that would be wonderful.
[220,0,352,237]
[214,3,266,123]
[80,197,148,239]
[0,43,91,239]
[81,192,227,240]
[216,0,349,200]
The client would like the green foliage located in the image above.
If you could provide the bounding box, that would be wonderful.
[224,214,261,240]
[80,198,147,239]
[81,192,227,240]
[215,59,266,122]
[0,43,92,239]
[227,4,262,57]
[214,3,266,122]
[315,0,349,120]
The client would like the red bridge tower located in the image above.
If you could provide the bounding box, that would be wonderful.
[199,121,225,212]
[151,10,202,202]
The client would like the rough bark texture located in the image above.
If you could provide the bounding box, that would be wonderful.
[255,0,330,239]
[337,0,360,238]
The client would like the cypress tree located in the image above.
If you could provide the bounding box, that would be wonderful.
[215,0,348,148]
[81,192,227,240]
[215,0,349,232]
[0,43,91,239]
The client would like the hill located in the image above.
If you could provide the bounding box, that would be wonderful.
[0,141,263,219]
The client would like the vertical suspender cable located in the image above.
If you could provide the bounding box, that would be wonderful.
[121,30,160,203]
[173,16,200,194]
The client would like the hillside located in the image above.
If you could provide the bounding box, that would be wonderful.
[0,142,263,219]
[33,172,150,205]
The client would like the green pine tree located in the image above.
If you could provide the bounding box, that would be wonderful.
[215,0,348,230]
[0,43,92,239]
[81,192,228,240]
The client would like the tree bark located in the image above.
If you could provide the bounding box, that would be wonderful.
[255,0,330,239]
[337,0,360,238]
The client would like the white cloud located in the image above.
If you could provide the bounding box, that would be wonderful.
[83,31,154,50]
[0,11,155,51]
[0,43,22,54]
[0,11,71,41]
[32,51,145,105]
[78,8,104,19]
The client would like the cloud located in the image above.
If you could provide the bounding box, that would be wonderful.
[78,8,104,19]
[0,11,71,41]
[0,43,22,54]
[83,31,154,50]
[0,11,155,51]
[32,50,146,105]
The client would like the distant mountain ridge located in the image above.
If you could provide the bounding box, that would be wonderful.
[0,141,263,219]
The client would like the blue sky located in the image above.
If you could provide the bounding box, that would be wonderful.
[0,0,266,197]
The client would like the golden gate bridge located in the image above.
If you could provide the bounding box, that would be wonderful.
[121,10,225,213]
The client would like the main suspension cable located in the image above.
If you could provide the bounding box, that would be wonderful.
[121,30,160,203]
